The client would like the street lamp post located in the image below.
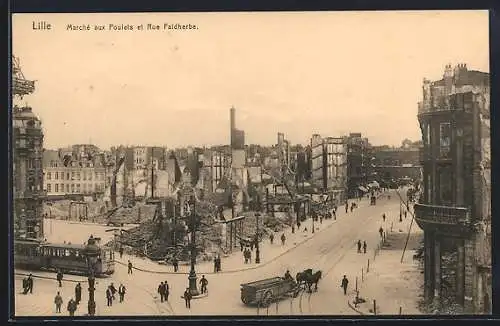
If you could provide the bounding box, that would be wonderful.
[312,210,315,234]
[187,196,199,296]
[255,195,261,264]
[83,235,100,316]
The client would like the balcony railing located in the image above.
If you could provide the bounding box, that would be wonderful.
[414,202,470,226]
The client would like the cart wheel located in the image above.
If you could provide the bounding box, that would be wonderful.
[241,294,249,305]
[293,288,300,298]
[261,291,273,307]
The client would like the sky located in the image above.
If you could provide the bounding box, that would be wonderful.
[12,11,489,150]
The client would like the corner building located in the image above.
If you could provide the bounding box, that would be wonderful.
[414,64,491,313]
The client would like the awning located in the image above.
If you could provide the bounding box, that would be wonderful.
[358,186,368,192]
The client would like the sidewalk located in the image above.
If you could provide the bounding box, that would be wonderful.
[116,192,385,275]
[346,207,424,315]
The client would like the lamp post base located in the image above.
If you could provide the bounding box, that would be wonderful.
[188,270,199,296]
[255,249,261,264]
[87,299,96,316]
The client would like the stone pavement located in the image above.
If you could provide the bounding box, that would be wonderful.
[345,202,424,315]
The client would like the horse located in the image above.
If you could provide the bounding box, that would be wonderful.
[304,271,322,292]
[296,269,313,285]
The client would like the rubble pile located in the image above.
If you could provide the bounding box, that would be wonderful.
[106,203,157,225]
[240,211,290,239]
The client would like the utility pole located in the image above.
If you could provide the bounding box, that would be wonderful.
[151,147,154,199]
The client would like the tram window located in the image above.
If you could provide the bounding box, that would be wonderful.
[65,249,70,256]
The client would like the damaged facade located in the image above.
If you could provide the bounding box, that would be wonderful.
[414,63,491,313]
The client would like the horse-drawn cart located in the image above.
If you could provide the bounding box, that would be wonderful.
[240,277,302,307]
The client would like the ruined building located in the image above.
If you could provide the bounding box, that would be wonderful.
[12,56,45,240]
[415,63,491,313]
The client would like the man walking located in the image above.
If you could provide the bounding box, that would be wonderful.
[281,233,286,246]
[158,282,165,302]
[75,282,82,305]
[106,287,113,306]
[27,274,33,294]
[341,275,349,295]
[357,240,362,253]
[119,246,124,259]
[363,241,367,254]
[200,275,208,294]
[183,288,192,308]
[54,292,63,313]
[345,201,348,213]
[172,257,179,272]
[67,297,77,316]
[118,284,126,303]
[379,227,384,239]
[128,260,133,274]
[382,213,386,222]
[56,269,63,287]
[270,233,274,245]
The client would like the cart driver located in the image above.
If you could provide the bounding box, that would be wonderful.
[284,270,293,281]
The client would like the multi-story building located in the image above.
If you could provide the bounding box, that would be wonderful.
[414,63,490,313]
[372,140,422,183]
[13,106,45,240]
[12,56,45,240]
[346,132,371,198]
[42,149,106,196]
[308,135,348,201]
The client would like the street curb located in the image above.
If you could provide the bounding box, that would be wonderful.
[347,300,365,315]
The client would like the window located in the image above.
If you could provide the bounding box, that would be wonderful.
[71,184,75,193]
[60,172,64,180]
[55,184,59,192]
[77,184,81,192]
[55,172,58,180]
[440,123,451,158]
[83,172,87,181]
[47,184,52,192]
[67,172,70,180]
[438,165,453,204]
[76,172,81,180]
[66,184,70,193]
[71,172,75,180]
[47,172,51,180]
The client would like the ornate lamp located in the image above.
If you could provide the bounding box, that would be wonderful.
[82,235,100,316]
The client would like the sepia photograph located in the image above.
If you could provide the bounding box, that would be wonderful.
[11,10,491,317]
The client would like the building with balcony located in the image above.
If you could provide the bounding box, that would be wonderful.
[13,106,45,240]
[415,63,490,313]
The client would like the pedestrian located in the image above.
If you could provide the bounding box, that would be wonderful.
[270,233,274,244]
[243,248,249,264]
[350,203,354,212]
[400,212,403,222]
[281,233,286,245]
[109,282,117,300]
[363,241,367,254]
[332,209,336,220]
[214,256,218,272]
[119,246,124,259]
[67,297,77,316]
[345,201,348,213]
[200,275,208,294]
[216,255,222,272]
[128,260,133,274]
[27,274,33,294]
[106,287,113,306]
[248,248,252,263]
[54,292,63,313]
[172,256,179,272]
[183,288,192,308]
[404,210,408,218]
[56,269,63,287]
[164,281,169,302]
[240,240,244,251]
[291,225,295,234]
[382,213,386,222]
[118,284,126,302]
[357,240,362,253]
[158,282,165,302]
[341,275,349,295]
[75,283,82,305]
[379,227,384,239]
[320,215,323,224]
[22,277,28,294]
